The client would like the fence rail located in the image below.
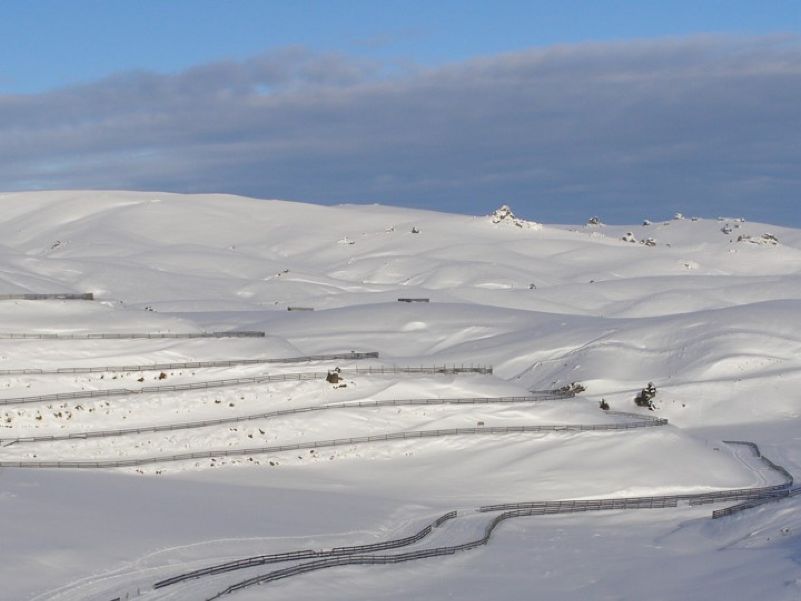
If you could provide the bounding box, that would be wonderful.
[0,293,94,301]
[480,487,791,514]
[0,412,665,468]
[0,352,380,375]
[201,499,685,600]
[0,392,573,445]
[710,494,789,518]
[722,439,796,485]
[709,441,797,518]
[135,440,793,599]
[479,441,793,513]
[187,442,794,600]
[153,510,458,589]
[0,331,265,340]
[0,365,492,406]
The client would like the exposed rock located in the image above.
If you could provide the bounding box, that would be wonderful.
[489,205,542,229]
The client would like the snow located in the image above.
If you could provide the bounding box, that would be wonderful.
[0,191,798,600]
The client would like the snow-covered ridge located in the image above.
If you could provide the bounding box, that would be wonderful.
[0,191,799,316]
[0,191,799,601]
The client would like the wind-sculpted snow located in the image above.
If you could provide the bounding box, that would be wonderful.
[1,191,799,315]
[1,191,800,601]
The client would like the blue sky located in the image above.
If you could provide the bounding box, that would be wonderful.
[1,1,800,224]
[3,0,798,93]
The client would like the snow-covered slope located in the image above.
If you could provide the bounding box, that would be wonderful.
[1,191,799,315]
[0,191,798,601]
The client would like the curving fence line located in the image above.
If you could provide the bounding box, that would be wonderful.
[0,392,574,445]
[153,510,458,589]
[205,502,675,600]
[722,440,796,485]
[0,365,493,406]
[0,293,94,301]
[710,441,797,518]
[711,495,785,518]
[203,479,793,601]
[0,352,380,376]
[0,412,666,468]
[480,441,793,514]
[479,486,792,513]
[0,331,265,340]
[155,441,791,600]
[163,490,779,599]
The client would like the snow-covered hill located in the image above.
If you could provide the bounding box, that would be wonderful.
[0,191,798,601]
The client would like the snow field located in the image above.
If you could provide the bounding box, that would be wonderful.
[0,192,799,600]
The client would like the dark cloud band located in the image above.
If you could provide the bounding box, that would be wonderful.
[1,35,799,225]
